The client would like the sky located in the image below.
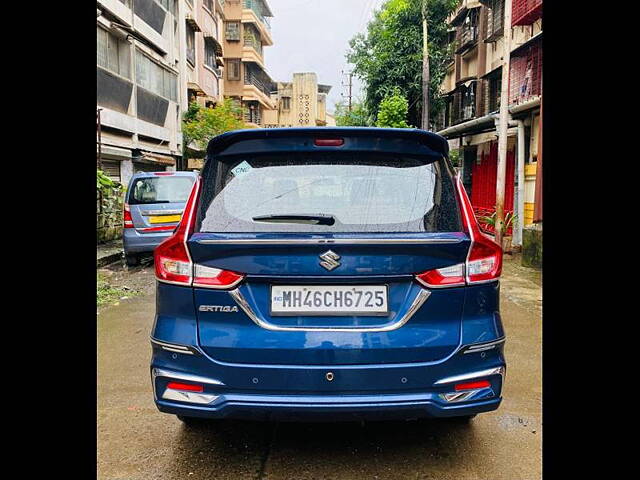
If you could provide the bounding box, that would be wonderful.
[263,0,386,114]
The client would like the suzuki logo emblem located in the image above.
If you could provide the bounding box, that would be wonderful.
[319,250,341,271]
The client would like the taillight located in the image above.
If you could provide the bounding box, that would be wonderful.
[413,175,502,288]
[193,264,244,289]
[467,232,502,283]
[154,177,246,289]
[154,178,200,285]
[416,263,465,288]
[153,171,174,176]
[314,138,344,147]
[123,204,133,229]
[454,174,502,284]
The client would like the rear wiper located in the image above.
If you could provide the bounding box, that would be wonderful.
[252,214,336,226]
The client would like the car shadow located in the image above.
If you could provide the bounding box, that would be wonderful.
[169,417,479,478]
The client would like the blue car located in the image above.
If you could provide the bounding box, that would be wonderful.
[123,171,198,266]
[150,127,505,424]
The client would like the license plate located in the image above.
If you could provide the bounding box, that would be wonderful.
[149,214,181,224]
[271,285,388,316]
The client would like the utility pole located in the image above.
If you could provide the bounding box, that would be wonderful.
[421,0,430,130]
[341,70,353,112]
[97,108,103,171]
[495,0,513,247]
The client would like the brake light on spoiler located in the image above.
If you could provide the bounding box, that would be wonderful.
[154,177,245,289]
[415,175,502,288]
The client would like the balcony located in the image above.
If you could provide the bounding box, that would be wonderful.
[451,82,478,125]
[509,36,542,105]
[512,0,542,27]
[455,24,478,54]
[242,0,273,46]
[483,0,504,43]
[454,6,479,54]
[243,63,275,108]
[243,101,262,126]
[243,24,263,56]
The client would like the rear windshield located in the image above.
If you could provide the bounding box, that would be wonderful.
[196,154,461,233]
[128,176,195,205]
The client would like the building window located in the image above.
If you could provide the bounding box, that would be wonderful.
[461,82,477,121]
[97,27,131,79]
[227,59,241,81]
[186,24,196,66]
[225,21,240,41]
[486,0,504,42]
[488,70,501,113]
[205,41,216,69]
[204,0,214,11]
[156,0,176,15]
[135,50,177,101]
[281,97,291,110]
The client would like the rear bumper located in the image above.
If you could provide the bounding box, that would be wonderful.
[151,349,506,421]
[123,229,172,254]
[154,391,502,422]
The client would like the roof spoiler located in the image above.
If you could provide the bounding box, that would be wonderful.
[206,127,449,159]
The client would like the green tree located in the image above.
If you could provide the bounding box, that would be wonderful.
[182,99,245,159]
[347,0,459,128]
[334,100,372,126]
[376,90,410,128]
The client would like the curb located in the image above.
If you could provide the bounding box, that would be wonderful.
[97,250,123,268]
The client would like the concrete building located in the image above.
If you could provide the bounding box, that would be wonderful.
[222,0,276,127]
[97,0,227,185]
[184,0,226,109]
[435,0,542,247]
[263,73,335,128]
[97,0,184,185]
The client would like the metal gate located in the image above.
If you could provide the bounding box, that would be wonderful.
[470,141,515,235]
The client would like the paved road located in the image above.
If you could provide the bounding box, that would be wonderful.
[98,256,541,480]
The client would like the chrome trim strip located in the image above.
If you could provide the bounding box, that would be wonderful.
[439,389,484,403]
[193,276,244,289]
[434,366,505,385]
[463,337,506,354]
[229,288,431,333]
[152,368,225,386]
[150,338,196,355]
[157,278,194,287]
[161,389,219,404]
[196,238,463,245]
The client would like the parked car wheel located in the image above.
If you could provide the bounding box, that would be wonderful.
[125,254,139,267]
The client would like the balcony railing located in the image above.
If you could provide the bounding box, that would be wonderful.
[451,82,477,125]
[512,0,542,26]
[509,38,542,105]
[244,102,261,125]
[243,0,271,30]
[244,64,272,97]
[455,24,478,54]
[244,25,263,57]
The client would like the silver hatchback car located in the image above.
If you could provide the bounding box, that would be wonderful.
[123,171,198,266]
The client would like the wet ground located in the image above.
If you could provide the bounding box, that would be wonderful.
[97,254,541,480]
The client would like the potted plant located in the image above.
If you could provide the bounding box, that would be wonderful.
[478,211,517,254]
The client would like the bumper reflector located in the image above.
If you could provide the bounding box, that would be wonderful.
[167,382,204,392]
[454,380,490,391]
